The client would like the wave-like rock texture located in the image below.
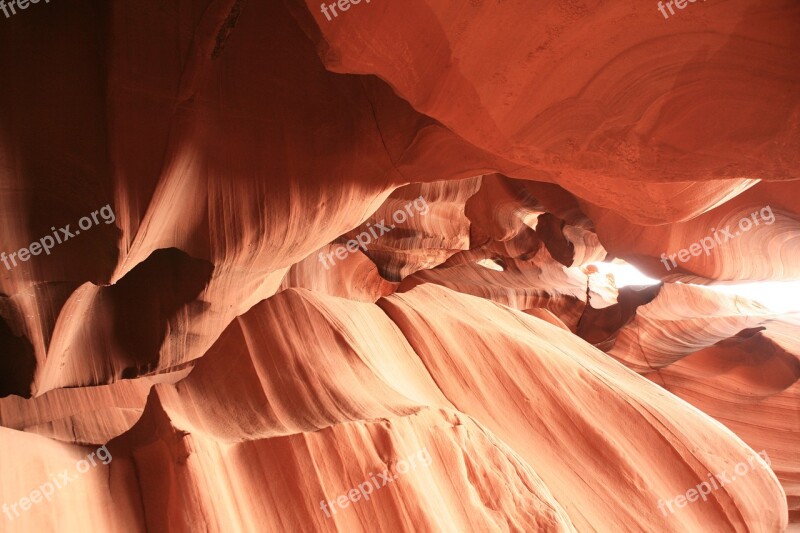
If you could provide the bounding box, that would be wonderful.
[1,0,798,532]
[578,283,800,524]
[0,287,789,532]
[0,371,190,446]
[649,351,800,523]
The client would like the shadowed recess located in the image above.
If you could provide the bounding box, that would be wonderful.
[106,248,214,380]
[0,313,36,398]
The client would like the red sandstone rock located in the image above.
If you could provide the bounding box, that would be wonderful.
[0,0,797,531]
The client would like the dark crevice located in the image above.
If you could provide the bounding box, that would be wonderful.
[0,314,36,398]
[212,0,248,59]
[107,248,214,380]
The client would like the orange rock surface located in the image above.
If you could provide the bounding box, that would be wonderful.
[0,0,797,531]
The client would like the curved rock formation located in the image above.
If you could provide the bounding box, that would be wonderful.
[0,0,797,531]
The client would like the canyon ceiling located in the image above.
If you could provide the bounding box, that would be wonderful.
[0,0,798,532]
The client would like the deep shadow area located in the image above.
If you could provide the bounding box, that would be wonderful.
[577,284,663,350]
[106,248,214,380]
[0,312,36,398]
